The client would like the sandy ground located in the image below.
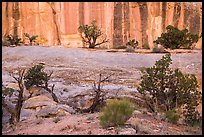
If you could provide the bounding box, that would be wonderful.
[2,46,202,135]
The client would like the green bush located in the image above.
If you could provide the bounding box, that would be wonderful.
[99,99,134,127]
[183,104,202,127]
[78,20,108,48]
[5,34,22,46]
[154,25,199,49]
[142,43,150,49]
[126,39,138,49]
[24,33,38,45]
[24,64,49,89]
[138,54,201,125]
[165,109,180,124]
[2,85,15,98]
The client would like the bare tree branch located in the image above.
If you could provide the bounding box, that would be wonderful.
[95,38,109,47]
[7,68,26,123]
[75,73,113,113]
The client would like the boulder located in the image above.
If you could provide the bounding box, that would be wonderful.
[22,95,75,119]
[23,95,57,109]
[65,93,95,110]
[36,106,71,118]
[20,108,36,121]
[24,87,53,99]
[57,104,76,114]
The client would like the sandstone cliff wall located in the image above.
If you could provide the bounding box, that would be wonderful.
[2,2,202,49]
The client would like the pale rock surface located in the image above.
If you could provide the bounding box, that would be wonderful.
[23,95,57,109]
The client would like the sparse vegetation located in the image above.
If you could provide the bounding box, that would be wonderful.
[142,43,150,49]
[138,54,202,125]
[36,37,48,45]
[99,98,134,127]
[24,33,38,45]
[165,109,180,124]
[154,25,199,49]
[24,64,58,103]
[78,20,109,48]
[74,73,112,113]
[126,39,138,49]
[24,64,49,90]
[2,68,26,124]
[183,103,202,127]
[4,34,22,46]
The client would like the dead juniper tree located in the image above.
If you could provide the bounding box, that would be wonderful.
[76,73,112,113]
[2,68,26,124]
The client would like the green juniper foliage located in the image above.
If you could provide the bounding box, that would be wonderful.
[24,33,38,44]
[126,39,138,49]
[24,64,49,89]
[154,25,199,49]
[142,43,150,49]
[78,20,108,48]
[138,54,201,126]
[5,34,22,46]
[165,109,180,124]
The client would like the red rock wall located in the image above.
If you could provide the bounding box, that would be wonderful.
[2,2,202,48]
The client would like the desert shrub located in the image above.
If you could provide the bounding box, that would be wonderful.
[99,98,134,127]
[142,43,150,49]
[36,37,48,45]
[24,64,58,102]
[138,54,201,125]
[24,64,49,90]
[183,104,202,127]
[78,20,108,48]
[165,109,180,124]
[153,25,199,49]
[24,33,38,45]
[4,34,22,46]
[2,38,10,46]
[126,39,138,49]
[2,86,15,98]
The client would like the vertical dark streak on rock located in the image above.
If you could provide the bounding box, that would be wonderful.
[38,2,42,36]
[124,2,130,43]
[139,3,148,45]
[113,2,123,47]
[5,2,9,38]
[173,3,181,28]
[79,2,84,25]
[49,2,61,45]
[189,11,200,35]
[183,4,190,29]
[12,2,20,37]
[20,2,24,38]
[162,2,166,32]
